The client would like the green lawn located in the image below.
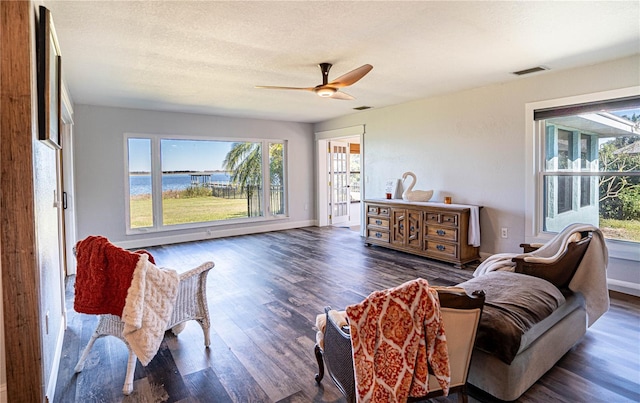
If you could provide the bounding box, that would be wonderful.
[130,195,249,228]
[600,219,640,242]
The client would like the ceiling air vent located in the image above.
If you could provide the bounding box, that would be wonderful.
[512,66,549,76]
[353,106,372,110]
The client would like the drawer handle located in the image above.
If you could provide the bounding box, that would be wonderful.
[436,229,446,236]
[376,219,382,225]
[375,232,383,238]
[399,224,404,230]
[445,217,453,222]
[436,244,446,251]
[410,226,415,231]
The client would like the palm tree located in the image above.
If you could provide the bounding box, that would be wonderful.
[224,142,284,216]
[223,142,262,192]
[269,143,283,186]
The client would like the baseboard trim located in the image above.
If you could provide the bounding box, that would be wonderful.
[116,220,317,249]
[46,316,70,402]
[46,317,67,402]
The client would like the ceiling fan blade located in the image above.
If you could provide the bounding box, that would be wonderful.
[330,91,355,100]
[255,85,314,91]
[328,64,373,88]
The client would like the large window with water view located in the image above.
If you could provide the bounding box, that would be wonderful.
[126,135,287,232]
[536,97,639,244]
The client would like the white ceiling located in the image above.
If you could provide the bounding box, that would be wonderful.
[45,1,640,124]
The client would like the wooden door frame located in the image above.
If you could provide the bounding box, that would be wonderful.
[1,1,46,401]
[314,125,365,232]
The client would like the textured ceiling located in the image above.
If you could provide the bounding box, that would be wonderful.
[45,1,640,123]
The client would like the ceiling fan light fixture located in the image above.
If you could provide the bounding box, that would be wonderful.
[315,87,336,97]
[256,63,372,101]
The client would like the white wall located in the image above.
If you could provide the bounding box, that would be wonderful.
[314,55,640,294]
[73,105,315,248]
[33,136,65,401]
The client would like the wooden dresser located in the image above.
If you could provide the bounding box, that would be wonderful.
[364,199,481,268]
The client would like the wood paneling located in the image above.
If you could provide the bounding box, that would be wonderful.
[55,227,639,402]
[1,1,45,401]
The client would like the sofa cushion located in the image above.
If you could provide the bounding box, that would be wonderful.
[517,291,584,354]
[458,271,565,364]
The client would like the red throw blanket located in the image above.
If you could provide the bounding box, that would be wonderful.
[74,235,155,316]
[346,278,450,402]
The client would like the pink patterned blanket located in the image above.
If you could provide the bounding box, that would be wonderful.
[346,278,450,402]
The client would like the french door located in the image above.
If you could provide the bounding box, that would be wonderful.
[328,141,350,225]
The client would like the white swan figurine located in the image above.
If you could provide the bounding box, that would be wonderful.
[401,172,434,202]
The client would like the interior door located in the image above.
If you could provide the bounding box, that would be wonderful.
[328,141,350,225]
[61,120,77,275]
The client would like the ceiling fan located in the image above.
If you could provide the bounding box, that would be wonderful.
[255,63,373,100]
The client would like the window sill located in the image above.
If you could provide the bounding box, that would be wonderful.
[525,233,639,262]
[126,214,289,236]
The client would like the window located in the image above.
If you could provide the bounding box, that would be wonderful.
[580,176,591,208]
[125,134,287,233]
[128,138,153,229]
[350,151,361,202]
[269,142,285,215]
[532,94,640,245]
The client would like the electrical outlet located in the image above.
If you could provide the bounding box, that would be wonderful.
[501,227,508,239]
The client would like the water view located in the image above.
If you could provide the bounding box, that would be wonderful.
[130,173,231,196]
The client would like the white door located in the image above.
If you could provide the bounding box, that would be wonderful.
[61,114,77,275]
[329,141,350,225]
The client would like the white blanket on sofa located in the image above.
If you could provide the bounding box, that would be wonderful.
[122,254,179,365]
[473,223,609,327]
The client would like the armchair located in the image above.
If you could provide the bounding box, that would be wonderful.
[74,260,214,395]
[514,231,592,288]
[314,287,485,403]
[72,236,214,395]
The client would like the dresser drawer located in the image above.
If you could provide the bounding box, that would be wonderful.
[367,229,390,242]
[425,211,458,227]
[425,212,440,223]
[425,240,458,258]
[426,226,458,242]
[441,213,458,226]
[368,217,390,228]
[367,205,390,216]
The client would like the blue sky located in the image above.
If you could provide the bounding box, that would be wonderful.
[612,108,640,120]
[129,139,234,172]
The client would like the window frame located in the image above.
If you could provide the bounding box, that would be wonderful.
[525,86,640,262]
[124,133,288,235]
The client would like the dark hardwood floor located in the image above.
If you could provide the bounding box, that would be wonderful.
[54,226,640,402]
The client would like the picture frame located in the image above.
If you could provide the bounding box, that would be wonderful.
[37,6,62,150]
[385,178,402,199]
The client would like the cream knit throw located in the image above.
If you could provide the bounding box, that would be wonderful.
[473,223,609,327]
[122,254,180,365]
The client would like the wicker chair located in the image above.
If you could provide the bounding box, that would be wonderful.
[74,260,214,395]
[314,287,485,403]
